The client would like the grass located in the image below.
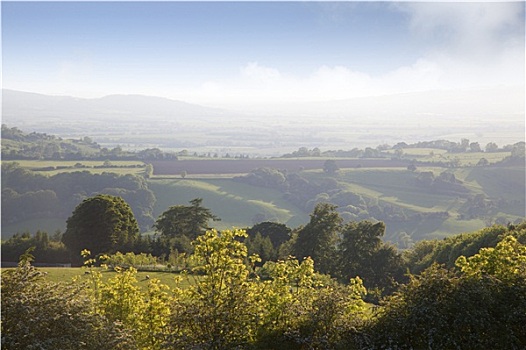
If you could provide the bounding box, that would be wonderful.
[401,149,511,165]
[149,178,309,229]
[1,267,197,292]
[303,165,525,240]
[11,160,146,176]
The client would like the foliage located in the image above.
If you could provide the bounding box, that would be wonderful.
[340,221,406,300]
[293,203,342,275]
[166,229,369,349]
[405,223,526,274]
[1,230,69,264]
[2,162,156,232]
[255,258,368,350]
[323,159,339,174]
[1,249,136,350]
[166,229,259,349]
[245,221,293,264]
[1,124,177,161]
[154,198,220,243]
[100,251,159,269]
[247,221,292,248]
[62,195,140,264]
[370,235,526,349]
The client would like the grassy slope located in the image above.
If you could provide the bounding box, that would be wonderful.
[3,157,523,242]
[149,178,309,230]
[303,166,525,240]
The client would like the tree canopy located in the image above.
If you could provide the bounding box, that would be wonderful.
[62,194,139,263]
[293,202,342,275]
[154,198,220,240]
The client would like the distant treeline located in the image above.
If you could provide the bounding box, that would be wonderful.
[1,162,156,231]
[4,124,524,165]
[1,124,177,161]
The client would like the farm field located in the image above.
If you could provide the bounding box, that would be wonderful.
[384,148,511,165]
[12,159,146,176]
[2,152,523,243]
[0,267,196,292]
[301,165,525,240]
[149,158,410,176]
[149,178,309,229]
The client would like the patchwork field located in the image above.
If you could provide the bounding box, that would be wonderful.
[149,158,410,176]
[149,178,309,230]
[13,160,146,176]
[3,153,524,243]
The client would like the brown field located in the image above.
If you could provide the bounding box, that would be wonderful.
[149,158,411,176]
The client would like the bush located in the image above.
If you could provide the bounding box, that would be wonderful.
[1,250,136,350]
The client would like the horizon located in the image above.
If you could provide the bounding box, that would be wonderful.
[2,1,524,115]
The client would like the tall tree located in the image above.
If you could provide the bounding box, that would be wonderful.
[154,198,220,240]
[293,203,342,275]
[340,221,405,298]
[62,194,139,264]
[246,221,292,248]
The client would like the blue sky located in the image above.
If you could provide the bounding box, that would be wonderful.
[2,1,524,107]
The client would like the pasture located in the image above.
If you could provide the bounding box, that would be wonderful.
[13,160,146,176]
[148,158,410,177]
[1,267,196,292]
[149,178,309,229]
[302,165,525,240]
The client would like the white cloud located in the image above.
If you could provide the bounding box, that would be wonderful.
[241,62,282,84]
[151,2,524,112]
[398,2,524,59]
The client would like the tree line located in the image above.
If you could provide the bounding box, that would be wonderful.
[1,162,156,231]
[4,192,525,300]
[2,219,525,349]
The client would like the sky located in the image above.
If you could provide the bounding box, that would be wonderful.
[2,1,525,108]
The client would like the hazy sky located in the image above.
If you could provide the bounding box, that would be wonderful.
[2,1,525,108]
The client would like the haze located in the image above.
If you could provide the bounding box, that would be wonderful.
[2,1,524,151]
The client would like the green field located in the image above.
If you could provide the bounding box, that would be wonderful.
[13,160,146,176]
[384,148,512,165]
[149,178,309,230]
[302,165,525,240]
[1,267,196,292]
[3,155,524,243]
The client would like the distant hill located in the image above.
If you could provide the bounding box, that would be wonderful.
[2,89,228,124]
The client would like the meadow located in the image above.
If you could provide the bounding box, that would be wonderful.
[149,178,309,229]
[0,267,194,292]
[2,147,523,243]
[14,159,146,176]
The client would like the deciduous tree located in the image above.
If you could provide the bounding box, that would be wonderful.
[293,203,342,275]
[62,194,139,264]
[154,198,220,241]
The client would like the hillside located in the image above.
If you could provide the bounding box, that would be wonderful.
[1,126,524,244]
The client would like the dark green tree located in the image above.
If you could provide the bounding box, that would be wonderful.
[245,232,276,263]
[293,203,342,275]
[339,221,405,299]
[62,194,139,264]
[154,198,220,241]
[246,221,292,248]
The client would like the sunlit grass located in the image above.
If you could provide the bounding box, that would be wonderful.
[1,267,198,292]
[149,178,309,229]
